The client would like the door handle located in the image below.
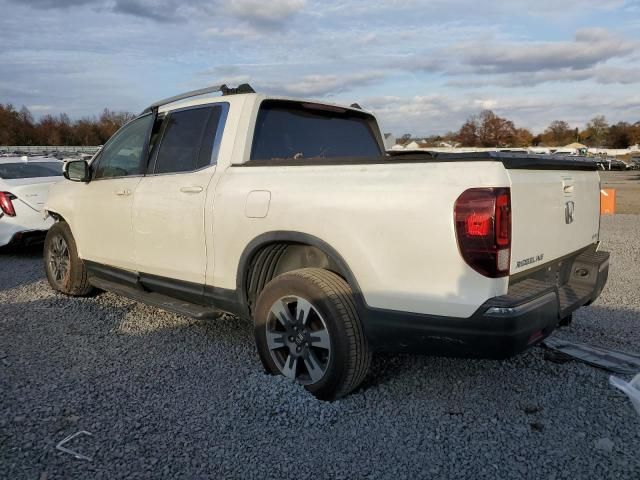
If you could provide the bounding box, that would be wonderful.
[115,189,131,196]
[180,186,204,194]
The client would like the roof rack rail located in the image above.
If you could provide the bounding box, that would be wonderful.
[141,83,255,114]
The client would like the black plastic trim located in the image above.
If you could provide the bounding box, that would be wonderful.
[3,230,48,247]
[141,83,254,114]
[85,260,139,289]
[85,261,240,316]
[235,231,364,320]
[364,249,610,357]
[139,272,204,304]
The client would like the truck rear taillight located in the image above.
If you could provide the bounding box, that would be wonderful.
[454,187,511,278]
[0,192,17,217]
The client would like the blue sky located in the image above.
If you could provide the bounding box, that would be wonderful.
[1,0,639,136]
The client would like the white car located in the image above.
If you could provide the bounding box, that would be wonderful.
[43,84,609,399]
[0,156,63,247]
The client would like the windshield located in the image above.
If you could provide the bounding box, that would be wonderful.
[0,162,63,180]
[250,100,382,161]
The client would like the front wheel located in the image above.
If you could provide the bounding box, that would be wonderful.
[254,268,371,400]
[44,222,94,296]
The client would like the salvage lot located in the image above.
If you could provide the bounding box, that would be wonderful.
[1,216,639,479]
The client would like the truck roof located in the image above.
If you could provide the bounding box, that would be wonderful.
[147,83,373,117]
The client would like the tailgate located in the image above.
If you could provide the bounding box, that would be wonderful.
[508,169,600,274]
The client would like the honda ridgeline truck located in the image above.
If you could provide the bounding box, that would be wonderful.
[43,84,610,399]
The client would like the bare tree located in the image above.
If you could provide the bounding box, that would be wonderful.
[583,115,610,147]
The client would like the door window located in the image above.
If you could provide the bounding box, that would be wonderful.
[152,104,228,175]
[93,114,154,179]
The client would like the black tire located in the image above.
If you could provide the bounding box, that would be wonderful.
[254,268,371,400]
[43,222,94,296]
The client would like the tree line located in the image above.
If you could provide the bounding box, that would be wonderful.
[3,102,640,149]
[0,104,135,146]
[406,111,640,149]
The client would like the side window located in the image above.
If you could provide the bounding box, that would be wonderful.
[93,114,153,179]
[153,104,227,175]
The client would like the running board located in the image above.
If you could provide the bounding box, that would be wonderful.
[89,277,221,320]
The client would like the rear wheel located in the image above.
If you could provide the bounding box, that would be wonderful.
[254,268,371,400]
[44,222,93,296]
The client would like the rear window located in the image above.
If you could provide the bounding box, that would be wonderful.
[250,100,382,161]
[0,162,62,179]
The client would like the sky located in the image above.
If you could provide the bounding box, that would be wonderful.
[1,0,640,136]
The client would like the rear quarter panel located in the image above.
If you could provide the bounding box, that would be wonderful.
[211,161,510,318]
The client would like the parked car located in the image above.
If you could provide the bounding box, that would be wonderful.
[0,156,63,248]
[43,84,610,399]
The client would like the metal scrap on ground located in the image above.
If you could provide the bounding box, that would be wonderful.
[55,431,94,461]
[610,374,640,416]
[542,336,640,375]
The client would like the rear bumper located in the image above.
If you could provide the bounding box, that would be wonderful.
[0,229,48,248]
[363,248,610,358]
[0,213,54,247]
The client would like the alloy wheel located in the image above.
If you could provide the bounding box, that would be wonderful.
[48,234,70,284]
[266,295,331,385]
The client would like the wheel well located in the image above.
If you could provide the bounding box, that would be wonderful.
[244,242,347,316]
[46,210,66,223]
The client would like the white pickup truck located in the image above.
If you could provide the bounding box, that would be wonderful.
[44,84,610,400]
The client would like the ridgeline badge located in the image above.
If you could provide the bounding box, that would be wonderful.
[516,254,544,269]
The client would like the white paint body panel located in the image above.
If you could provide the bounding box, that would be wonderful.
[0,174,61,246]
[508,170,601,274]
[45,92,603,319]
[132,168,215,284]
[211,161,508,317]
[51,177,142,270]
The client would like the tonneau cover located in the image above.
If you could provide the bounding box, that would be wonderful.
[387,151,598,171]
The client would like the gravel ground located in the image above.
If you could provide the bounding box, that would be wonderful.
[600,171,640,214]
[1,215,639,480]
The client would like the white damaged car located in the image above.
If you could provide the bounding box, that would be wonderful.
[0,156,63,247]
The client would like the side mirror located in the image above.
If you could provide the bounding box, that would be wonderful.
[64,160,91,182]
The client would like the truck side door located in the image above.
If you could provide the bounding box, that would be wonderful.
[131,103,228,291]
[71,114,154,270]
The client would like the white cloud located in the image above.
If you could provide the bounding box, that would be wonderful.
[26,104,53,112]
[457,28,636,73]
[205,25,264,39]
[226,0,307,27]
[263,72,387,97]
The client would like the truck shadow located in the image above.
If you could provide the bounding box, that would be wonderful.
[3,283,635,400]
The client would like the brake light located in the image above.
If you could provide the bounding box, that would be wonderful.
[0,192,16,217]
[454,187,511,278]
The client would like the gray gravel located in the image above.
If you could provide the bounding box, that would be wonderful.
[1,215,639,479]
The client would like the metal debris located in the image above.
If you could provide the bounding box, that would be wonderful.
[610,374,640,416]
[542,337,640,375]
[55,431,93,461]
